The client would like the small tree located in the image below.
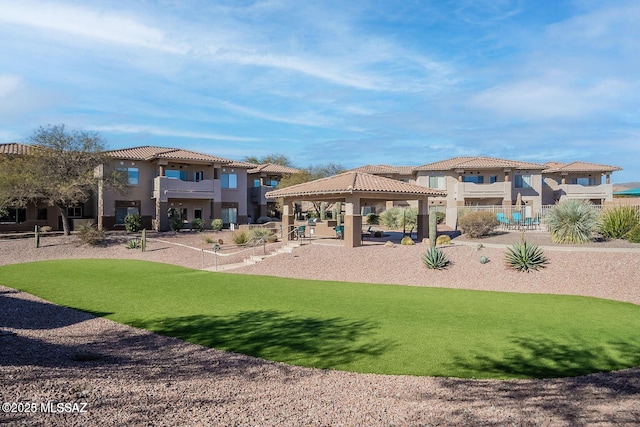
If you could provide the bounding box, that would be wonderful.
[6,125,128,235]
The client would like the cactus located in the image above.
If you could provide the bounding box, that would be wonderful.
[141,228,147,252]
[429,209,437,249]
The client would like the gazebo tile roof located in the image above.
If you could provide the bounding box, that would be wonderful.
[266,171,445,199]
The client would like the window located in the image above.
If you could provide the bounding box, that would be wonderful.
[254,179,261,187]
[115,206,140,224]
[362,206,376,215]
[571,177,596,186]
[462,175,484,184]
[166,170,187,180]
[118,167,139,185]
[67,206,83,218]
[194,208,203,220]
[194,171,204,182]
[0,208,26,223]
[37,208,48,220]
[221,173,238,189]
[429,175,445,189]
[514,174,532,189]
[221,207,237,224]
[266,179,279,187]
[490,175,498,184]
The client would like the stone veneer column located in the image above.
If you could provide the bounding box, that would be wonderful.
[344,196,362,248]
[282,201,295,242]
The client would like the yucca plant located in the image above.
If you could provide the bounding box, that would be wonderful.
[250,227,273,241]
[422,247,449,270]
[545,199,600,244]
[600,206,640,239]
[505,241,547,272]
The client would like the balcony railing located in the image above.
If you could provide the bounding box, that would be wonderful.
[455,181,511,200]
[556,184,612,201]
[153,176,217,201]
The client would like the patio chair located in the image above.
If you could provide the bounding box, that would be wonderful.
[295,225,306,240]
[531,215,542,230]
[496,213,510,229]
[512,212,522,228]
[362,225,373,240]
[335,225,344,240]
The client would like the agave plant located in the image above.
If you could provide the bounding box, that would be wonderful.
[545,199,600,244]
[505,241,547,272]
[422,247,449,270]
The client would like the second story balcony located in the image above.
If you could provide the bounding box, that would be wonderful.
[153,176,219,202]
[455,181,511,200]
[555,183,613,201]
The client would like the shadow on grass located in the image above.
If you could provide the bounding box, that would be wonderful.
[131,310,395,369]
[450,334,640,380]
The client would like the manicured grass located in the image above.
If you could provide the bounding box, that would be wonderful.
[1,259,640,379]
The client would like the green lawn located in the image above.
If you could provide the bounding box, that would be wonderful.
[1,259,639,379]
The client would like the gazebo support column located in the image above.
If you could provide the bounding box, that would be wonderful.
[345,196,362,248]
[282,200,295,242]
[417,199,429,241]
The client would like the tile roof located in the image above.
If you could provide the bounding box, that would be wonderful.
[226,160,257,169]
[543,161,622,173]
[415,156,546,171]
[348,164,415,175]
[247,163,301,174]
[266,171,445,199]
[104,146,233,163]
[0,143,31,155]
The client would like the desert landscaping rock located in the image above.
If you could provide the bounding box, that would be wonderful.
[1,233,639,426]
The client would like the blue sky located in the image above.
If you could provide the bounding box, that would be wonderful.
[0,0,638,182]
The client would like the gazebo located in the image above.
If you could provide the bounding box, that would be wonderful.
[265,171,446,247]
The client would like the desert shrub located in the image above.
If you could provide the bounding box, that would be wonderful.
[505,241,547,272]
[476,243,484,251]
[435,211,446,224]
[124,214,142,232]
[400,236,415,245]
[600,206,640,239]
[366,213,380,225]
[267,233,278,243]
[40,225,52,232]
[479,255,489,264]
[435,235,451,245]
[627,224,640,243]
[191,218,205,232]
[379,207,418,230]
[458,211,499,238]
[422,247,449,270]
[203,235,215,244]
[211,218,223,231]
[77,222,105,246]
[545,199,600,244]
[169,216,184,232]
[233,230,250,245]
[374,230,383,238]
[250,227,272,241]
[125,238,140,249]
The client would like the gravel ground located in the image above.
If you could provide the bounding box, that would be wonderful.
[1,231,640,426]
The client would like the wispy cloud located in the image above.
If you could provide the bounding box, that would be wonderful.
[0,0,182,53]
[89,124,261,143]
